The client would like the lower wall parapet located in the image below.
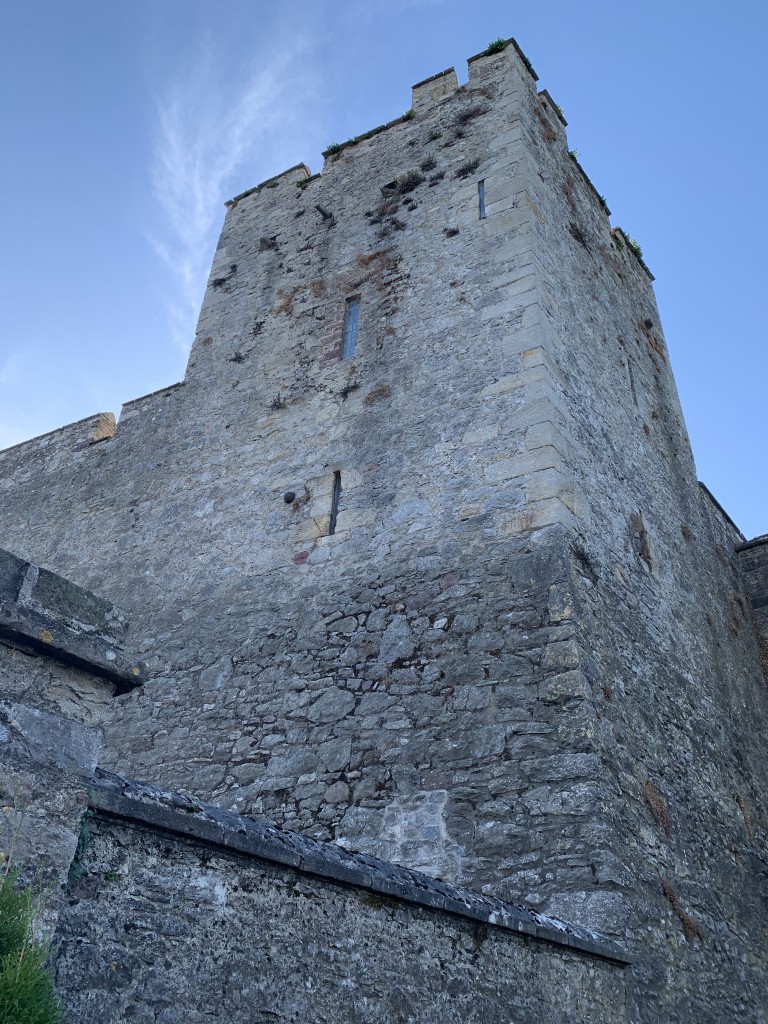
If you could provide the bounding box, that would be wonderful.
[54,772,630,1023]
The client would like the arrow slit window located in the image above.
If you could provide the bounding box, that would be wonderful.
[329,472,343,535]
[341,297,360,359]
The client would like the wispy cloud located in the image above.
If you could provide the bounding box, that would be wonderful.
[355,0,443,23]
[0,351,24,386]
[150,36,321,353]
[0,352,47,448]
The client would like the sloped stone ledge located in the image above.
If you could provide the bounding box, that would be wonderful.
[0,548,144,693]
[89,770,630,965]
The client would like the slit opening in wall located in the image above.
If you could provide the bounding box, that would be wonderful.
[626,359,638,405]
[478,180,486,219]
[341,296,360,360]
[328,471,343,535]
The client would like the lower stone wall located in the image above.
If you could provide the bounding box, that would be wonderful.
[53,775,630,1024]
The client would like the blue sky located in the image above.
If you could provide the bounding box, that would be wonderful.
[1,1,765,537]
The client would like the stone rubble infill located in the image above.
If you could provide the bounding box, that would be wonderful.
[89,770,630,965]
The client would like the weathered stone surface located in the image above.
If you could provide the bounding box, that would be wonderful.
[53,773,628,1023]
[0,554,143,932]
[0,548,144,691]
[90,411,117,443]
[738,532,768,680]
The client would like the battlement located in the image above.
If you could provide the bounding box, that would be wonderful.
[212,39,590,225]
[217,38,612,236]
[0,37,647,479]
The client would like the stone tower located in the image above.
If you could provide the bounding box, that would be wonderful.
[0,39,766,1020]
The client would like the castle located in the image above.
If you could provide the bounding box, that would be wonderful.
[1,38,766,1022]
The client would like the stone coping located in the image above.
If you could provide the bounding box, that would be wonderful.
[699,481,745,542]
[89,770,631,966]
[0,412,112,457]
[736,532,768,553]
[412,66,456,90]
[119,380,185,413]
[0,549,144,693]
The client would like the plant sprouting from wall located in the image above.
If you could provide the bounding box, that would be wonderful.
[454,159,481,180]
[626,236,643,260]
[395,170,424,194]
[483,38,508,56]
[0,800,61,1024]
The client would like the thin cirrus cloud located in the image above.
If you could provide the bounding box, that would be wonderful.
[149,37,321,354]
[0,352,33,449]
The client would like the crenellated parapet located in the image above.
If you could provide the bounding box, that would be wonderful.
[0,37,646,489]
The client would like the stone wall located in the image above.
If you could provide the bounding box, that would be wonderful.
[54,773,629,1024]
[0,548,629,1021]
[738,533,768,678]
[518,62,768,1014]
[0,41,603,891]
[0,548,142,929]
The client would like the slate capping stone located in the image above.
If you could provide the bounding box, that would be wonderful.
[88,770,631,966]
[736,532,768,553]
[0,548,144,694]
[228,164,312,206]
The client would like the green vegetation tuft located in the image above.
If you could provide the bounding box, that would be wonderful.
[396,170,424,194]
[626,235,644,260]
[454,158,481,180]
[483,38,507,56]
[0,869,61,1024]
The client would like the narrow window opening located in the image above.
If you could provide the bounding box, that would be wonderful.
[478,180,486,220]
[328,471,343,535]
[626,359,638,405]
[341,297,360,359]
